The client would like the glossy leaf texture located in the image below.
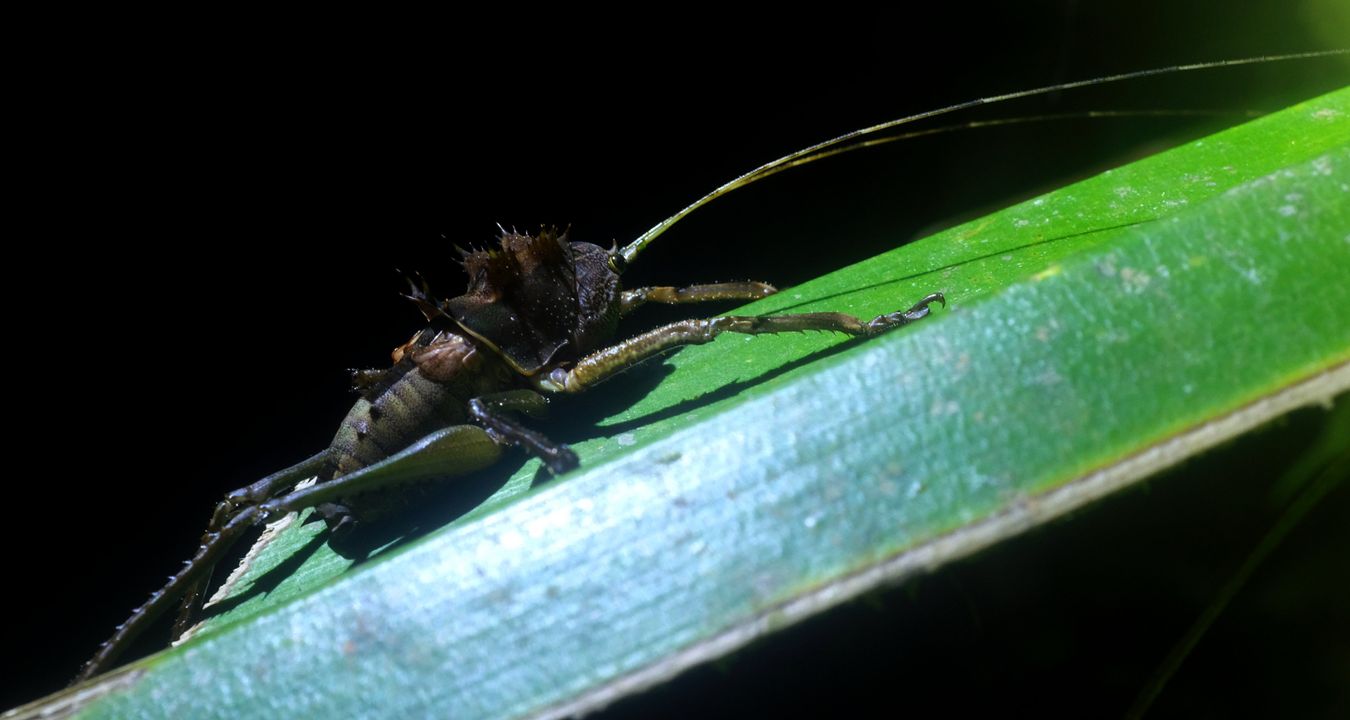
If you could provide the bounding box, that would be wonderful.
[24,88,1349,720]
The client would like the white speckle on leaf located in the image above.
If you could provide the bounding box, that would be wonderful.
[1278,205,1298,217]
[526,504,576,539]
[1035,368,1063,386]
[1120,267,1151,294]
[616,432,637,447]
[929,398,959,417]
[1312,108,1343,121]
[500,529,525,550]
[1311,156,1333,176]
[906,480,925,499]
[803,513,822,529]
[1013,218,1030,228]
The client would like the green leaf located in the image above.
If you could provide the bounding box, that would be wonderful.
[31,88,1350,720]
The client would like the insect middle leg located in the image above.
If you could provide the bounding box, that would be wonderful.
[539,292,945,394]
[468,389,579,474]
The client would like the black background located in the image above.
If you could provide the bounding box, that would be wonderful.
[6,2,1348,714]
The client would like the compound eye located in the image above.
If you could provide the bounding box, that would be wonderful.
[607,253,627,275]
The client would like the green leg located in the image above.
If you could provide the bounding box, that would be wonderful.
[172,450,332,640]
[258,425,502,521]
[172,448,333,640]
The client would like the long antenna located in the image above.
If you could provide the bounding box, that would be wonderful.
[720,109,1259,188]
[614,49,1348,269]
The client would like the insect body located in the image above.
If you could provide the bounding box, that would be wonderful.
[76,226,944,681]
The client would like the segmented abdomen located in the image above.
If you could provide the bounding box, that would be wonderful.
[330,370,467,478]
[329,330,506,479]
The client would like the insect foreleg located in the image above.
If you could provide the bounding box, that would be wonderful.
[539,292,945,395]
[620,281,778,316]
[467,390,579,474]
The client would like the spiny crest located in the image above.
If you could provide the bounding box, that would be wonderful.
[460,226,572,300]
[439,226,581,374]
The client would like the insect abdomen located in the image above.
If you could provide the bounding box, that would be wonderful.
[329,370,468,478]
[329,329,507,480]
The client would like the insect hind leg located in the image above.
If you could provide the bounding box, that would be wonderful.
[256,425,503,522]
[170,450,332,641]
[76,505,262,682]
